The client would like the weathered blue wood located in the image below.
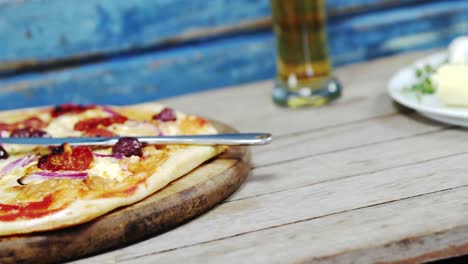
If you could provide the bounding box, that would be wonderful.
[0,1,466,110]
[330,0,468,60]
[329,0,425,14]
[0,0,427,67]
[0,0,268,64]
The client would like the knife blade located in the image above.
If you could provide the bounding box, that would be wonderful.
[0,133,272,146]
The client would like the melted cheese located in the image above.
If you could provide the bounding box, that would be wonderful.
[45,115,81,137]
[109,121,160,136]
[3,145,39,156]
[158,121,181,135]
[143,146,163,157]
[45,109,110,137]
[0,155,37,187]
[88,157,128,182]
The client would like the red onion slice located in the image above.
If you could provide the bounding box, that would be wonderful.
[94,153,124,159]
[18,171,88,185]
[33,171,88,178]
[1,155,37,176]
[101,106,120,117]
[21,155,38,167]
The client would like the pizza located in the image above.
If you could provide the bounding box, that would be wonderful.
[0,102,225,236]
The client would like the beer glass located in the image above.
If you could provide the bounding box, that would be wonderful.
[270,0,342,107]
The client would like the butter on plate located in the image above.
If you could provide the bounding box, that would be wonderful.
[434,64,468,106]
[449,36,468,64]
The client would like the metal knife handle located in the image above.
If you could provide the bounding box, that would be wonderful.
[0,133,272,146]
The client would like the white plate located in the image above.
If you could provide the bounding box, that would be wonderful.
[388,52,468,127]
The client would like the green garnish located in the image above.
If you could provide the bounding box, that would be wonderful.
[403,64,436,100]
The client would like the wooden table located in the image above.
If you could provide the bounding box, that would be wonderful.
[73,50,468,263]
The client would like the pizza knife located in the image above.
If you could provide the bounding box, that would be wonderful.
[0,133,272,146]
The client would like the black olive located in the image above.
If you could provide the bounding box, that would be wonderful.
[112,137,142,157]
[0,146,9,159]
[10,127,47,138]
[152,107,177,122]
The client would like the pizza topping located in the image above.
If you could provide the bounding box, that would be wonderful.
[142,145,163,157]
[10,127,48,138]
[21,117,47,129]
[0,195,53,213]
[38,144,94,171]
[88,155,126,181]
[83,128,116,137]
[0,155,37,176]
[0,194,57,221]
[0,146,8,160]
[101,105,121,116]
[31,171,88,179]
[195,117,208,126]
[74,115,127,132]
[94,153,124,159]
[18,171,88,185]
[110,120,161,137]
[0,117,47,133]
[0,123,13,132]
[112,137,142,157]
[51,104,96,117]
[51,144,66,155]
[152,107,177,122]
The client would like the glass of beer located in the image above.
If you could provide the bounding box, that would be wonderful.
[270,0,342,108]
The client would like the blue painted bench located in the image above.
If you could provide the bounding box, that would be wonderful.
[0,0,466,109]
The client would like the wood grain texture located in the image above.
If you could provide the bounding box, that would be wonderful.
[0,122,250,264]
[69,51,468,263]
[115,186,468,264]
[0,0,423,65]
[81,148,468,262]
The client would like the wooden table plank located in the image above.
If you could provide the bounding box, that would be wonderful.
[251,113,443,167]
[233,128,468,202]
[75,144,468,263]
[73,50,468,263]
[120,186,468,264]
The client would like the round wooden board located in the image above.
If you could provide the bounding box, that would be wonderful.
[0,121,250,264]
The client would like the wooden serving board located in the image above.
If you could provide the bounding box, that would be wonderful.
[0,121,250,264]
